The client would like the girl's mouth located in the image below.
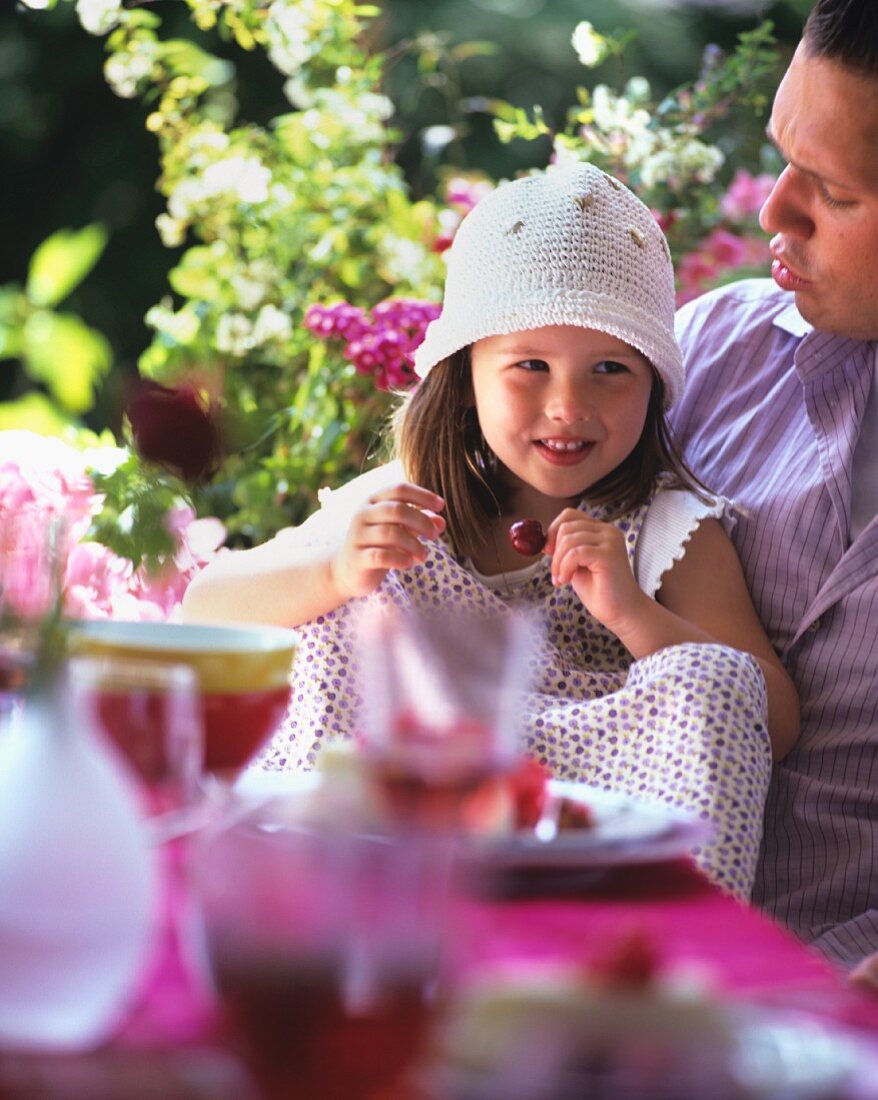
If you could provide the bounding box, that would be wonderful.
[535,439,593,465]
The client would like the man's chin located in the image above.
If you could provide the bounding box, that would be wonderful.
[793,293,878,341]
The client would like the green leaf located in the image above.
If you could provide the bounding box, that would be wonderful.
[0,393,77,435]
[0,287,27,360]
[26,225,108,309]
[449,41,499,63]
[159,39,235,87]
[168,247,226,301]
[21,310,112,413]
[89,457,182,568]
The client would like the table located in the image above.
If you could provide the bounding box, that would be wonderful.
[2,855,878,1099]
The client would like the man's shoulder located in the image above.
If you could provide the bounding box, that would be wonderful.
[676,278,789,328]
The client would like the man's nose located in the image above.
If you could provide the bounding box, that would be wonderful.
[759,165,814,240]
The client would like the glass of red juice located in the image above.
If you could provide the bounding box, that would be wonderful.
[69,655,203,840]
[67,621,298,785]
[355,606,532,830]
[193,817,451,1100]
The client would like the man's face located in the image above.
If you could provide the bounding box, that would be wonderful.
[760,43,878,340]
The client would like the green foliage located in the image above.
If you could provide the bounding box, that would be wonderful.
[0,224,112,421]
[12,0,785,571]
[26,224,108,309]
[493,21,781,261]
[88,454,180,564]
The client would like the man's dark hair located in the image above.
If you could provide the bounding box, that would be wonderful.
[804,0,878,76]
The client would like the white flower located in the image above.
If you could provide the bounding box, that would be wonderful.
[282,77,315,109]
[637,134,724,190]
[186,129,231,169]
[270,182,294,207]
[216,313,253,356]
[624,76,651,104]
[572,22,609,68]
[76,0,122,35]
[201,156,272,205]
[591,85,650,137]
[155,213,187,248]
[252,305,292,346]
[167,179,206,221]
[551,137,584,168]
[422,125,456,155]
[264,1,316,76]
[379,237,431,286]
[104,47,156,99]
[230,270,269,311]
[145,302,200,345]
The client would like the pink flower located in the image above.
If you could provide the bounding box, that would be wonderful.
[64,541,134,620]
[720,169,776,221]
[444,176,493,213]
[677,229,770,305]
[0,429,227,623]
[651,209,678,235]
[308,297,440,392]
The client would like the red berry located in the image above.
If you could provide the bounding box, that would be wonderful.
[507,756,552,828]
[509,518,546,556]
[593,930,662,989]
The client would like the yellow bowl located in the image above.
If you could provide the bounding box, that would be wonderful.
[68,620,298,773]
[68,620,297,693]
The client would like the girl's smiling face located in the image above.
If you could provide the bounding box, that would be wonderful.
[469,324,655,521]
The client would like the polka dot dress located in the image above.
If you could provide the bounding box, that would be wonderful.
[261,495,772,900]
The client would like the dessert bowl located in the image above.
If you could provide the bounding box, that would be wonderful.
[68,620,297,774]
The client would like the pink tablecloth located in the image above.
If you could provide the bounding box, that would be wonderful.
[454,859,878,1031]
[3,855,878,1098]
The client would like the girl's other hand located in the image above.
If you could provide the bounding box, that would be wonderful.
[544,509,647,636]
[329,483,445,601]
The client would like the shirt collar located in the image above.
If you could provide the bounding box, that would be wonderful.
[773,302,813,339]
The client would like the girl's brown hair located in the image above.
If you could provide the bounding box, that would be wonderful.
[393,347,710,560]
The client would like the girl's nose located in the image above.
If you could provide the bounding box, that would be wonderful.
[546,381,590,423]
[759,165,814,240]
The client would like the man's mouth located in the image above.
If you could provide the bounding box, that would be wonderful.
[770,244,812,292]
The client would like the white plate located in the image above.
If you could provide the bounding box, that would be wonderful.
[432,1009,876,1100]
[231,770,711,871]
[471,780,712,870]
[730,1010,874,1099]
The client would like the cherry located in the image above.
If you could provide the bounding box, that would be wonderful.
[592,929,661,989]
[508,518,546,556]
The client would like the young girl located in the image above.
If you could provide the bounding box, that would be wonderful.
[184,162,799,898]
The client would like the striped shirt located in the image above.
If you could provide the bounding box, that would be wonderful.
[672,279,878,967]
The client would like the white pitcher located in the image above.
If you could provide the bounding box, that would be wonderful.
[0,662,157,1050]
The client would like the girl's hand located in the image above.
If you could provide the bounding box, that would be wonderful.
[329,482,445,601]
[544,509,648,636]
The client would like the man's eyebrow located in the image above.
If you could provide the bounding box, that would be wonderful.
[763,121,857,192]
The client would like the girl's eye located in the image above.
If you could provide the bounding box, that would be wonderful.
[594,360,628,375]
[516,358,549,372]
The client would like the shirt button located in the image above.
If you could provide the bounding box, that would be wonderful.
[806,619,821,634]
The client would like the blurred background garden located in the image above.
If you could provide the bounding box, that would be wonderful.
[1,0,810,619]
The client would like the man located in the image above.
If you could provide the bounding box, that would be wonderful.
[672,0,878,969]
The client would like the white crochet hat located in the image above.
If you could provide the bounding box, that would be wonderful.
[413,162,684,407]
